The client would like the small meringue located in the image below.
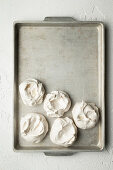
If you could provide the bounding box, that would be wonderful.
[72,101,99,129]
[44,91,71,117]
[50,117,77,147]
[20,113,48,143]
[19,79,45,106]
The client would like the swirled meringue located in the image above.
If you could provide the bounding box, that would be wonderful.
[50,117,77,147]
[72,101,99,129]
[20,113,48,143]
[44,91,71,117]
[19,79,45,106]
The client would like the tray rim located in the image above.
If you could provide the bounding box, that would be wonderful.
[13,18,105,154]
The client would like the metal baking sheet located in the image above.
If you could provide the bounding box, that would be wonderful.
[13,17,105,155]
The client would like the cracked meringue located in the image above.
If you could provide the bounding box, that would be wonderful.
[50,117,77,147]
[43,91,71,117]
[20,113,48,143]
[19,79,45,106]
[72,101,99,129]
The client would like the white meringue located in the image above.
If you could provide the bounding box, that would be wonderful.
[20,113,48,143]
[19,79,45,106]
[72,101,99,129]
[50,117,77,147]
[43,91,71,118]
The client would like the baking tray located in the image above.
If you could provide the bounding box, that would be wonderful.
[13,17,105,155]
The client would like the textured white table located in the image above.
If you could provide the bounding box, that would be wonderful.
[0,0,113,170]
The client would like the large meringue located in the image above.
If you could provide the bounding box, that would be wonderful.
[50,117,77,147]
[20,113,48,143]
[19,79,45,106]
[72,101,99,129]
[44,91,71,117]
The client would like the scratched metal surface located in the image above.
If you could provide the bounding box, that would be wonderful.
[13,18,104,154]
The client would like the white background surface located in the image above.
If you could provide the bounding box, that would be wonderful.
[0,0,113,170]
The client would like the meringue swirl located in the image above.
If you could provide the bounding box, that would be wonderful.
[44,91,71,117]
[20,113,48,143]
[50,117,77,147]
[19,79,45,106]
[72,101,99,129]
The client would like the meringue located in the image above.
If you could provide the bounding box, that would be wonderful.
[20,113,48,143]
[19,79,45,106]
[50,117,77,147]
[72,101,99,129]
[43,91,71,117]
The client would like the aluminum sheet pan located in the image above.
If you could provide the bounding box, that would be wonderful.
[13,17,105,155]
